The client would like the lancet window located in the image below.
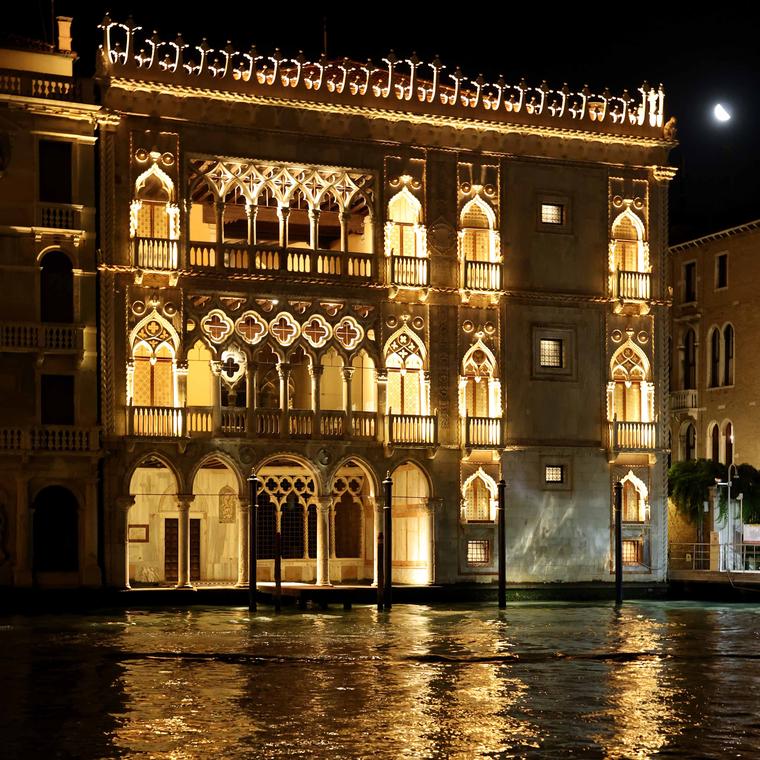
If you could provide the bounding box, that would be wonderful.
[128,313,179,407]
[620,472,648,523]
[460,341,500,419]
[608,342,653,423]
[610,211,646,273]
[681,328,696,390]
[385,327,428,416]
[462,469,497,522]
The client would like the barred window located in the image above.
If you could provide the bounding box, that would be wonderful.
[539,339,564,368]
[541,203,564,225]
[622,539,642,566]
[467,539,490,566]
[545,465,565,484]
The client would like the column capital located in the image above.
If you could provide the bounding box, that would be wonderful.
[177,494,195,510]
[376,368,388,383]
[425,496,443,514]
[277,362,292,378]
[309,207,321,220]
[309,364,324,377]
[317,495,332,512]
[342,366,356,381]
[116,496,136,512]
[238,498,250,511]
[245,202,257,217]
[210,360,223,377]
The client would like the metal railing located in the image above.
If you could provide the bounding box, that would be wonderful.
[671,389,698,413]
[464,260,501,291]
[608,420,658,451]
[391,255,429,287]
[669,542,760,573]
[389,414,438,446]
[0,426,100,452]
[131,237,179,270]
[465,416,502,448]
[614,270,651,301]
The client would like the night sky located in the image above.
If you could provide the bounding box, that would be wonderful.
[7,3,760,243]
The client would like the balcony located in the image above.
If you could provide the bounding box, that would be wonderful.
[608,420,658,452]
[128,405,184,437]
[464,261,501,291]
[0,322,83,353]
[388,414,438,446]
[36,203,83,231]
[613,270,651,301]
[465,416,503,449]
[391,255,429,287]
[0,426,100,453]
[188,242,374,281]
[0,69,79,100]
[131,237,179,270]
[671,389,699,414]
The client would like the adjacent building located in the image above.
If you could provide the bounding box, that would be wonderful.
[0,16,676,588]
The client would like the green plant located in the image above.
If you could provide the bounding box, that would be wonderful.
[668,458,725,523]
[715,463,760,524]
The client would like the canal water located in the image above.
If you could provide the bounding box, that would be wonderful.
[2,601,760,758]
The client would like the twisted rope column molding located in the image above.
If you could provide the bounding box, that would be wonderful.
[236,497,250,587]
[114,496,135,589]
[424,497,443,585]
[316,496,332,586]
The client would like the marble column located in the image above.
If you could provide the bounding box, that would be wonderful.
[316,496,332,586]
[369,497,380,586]
[376,368,388,444]
[343,366,355,437]
[115,496,135,589]
[236,497,250,587]
[176,494,194,588]
[309,208,320,250]
[278,362,291,438]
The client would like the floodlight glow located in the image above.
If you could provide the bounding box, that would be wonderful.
[714,103,731,122]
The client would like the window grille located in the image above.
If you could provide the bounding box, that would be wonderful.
[545,465,564,483]
[467,539,490,566]
[539,339,564,368]
[541,203,564,225]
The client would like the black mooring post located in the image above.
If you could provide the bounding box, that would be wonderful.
[614,480,623,606]
[497,478,507,609]
[383,472,393,610]
[248,474,258,611]
[274,529,282,613]
[376,531,384,611]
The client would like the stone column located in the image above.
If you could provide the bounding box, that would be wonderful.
[309,208,320,249]
[310,364,323,432]
[425,497,442,585]
[246,362,256,435]
[278,362,291,438]
[176,494,194,588]
[278,206,290,248]
[14,475,32,587]
[211,360,222,434]
[236,498,250,587]
[376,368,388,444]
[368,497,380,586]
[339,211,350,252]
[115,496,135,589]
[343,366,355,437]
[81,477,102,587]
[215,201,225,269]
[245,202,257,245]
[316,496,332,586]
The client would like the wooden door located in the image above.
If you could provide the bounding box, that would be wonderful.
[164,518,178,582]
[190,518,201,582]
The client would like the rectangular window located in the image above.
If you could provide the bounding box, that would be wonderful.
[716,253,728,289]
[38,140,72,204]
[622,539,642,566]
[541,203,564,225]
[40,374,74,425]
[684,261,697,302]
[539,339,564,368]
[466,539,490,566]
[545,465,565,484]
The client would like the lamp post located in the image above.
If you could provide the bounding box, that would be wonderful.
[716,463,739,571]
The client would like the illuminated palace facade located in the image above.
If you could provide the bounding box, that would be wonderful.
[1,17,676,588]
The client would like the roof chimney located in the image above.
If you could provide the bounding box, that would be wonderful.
[56,16,73,54]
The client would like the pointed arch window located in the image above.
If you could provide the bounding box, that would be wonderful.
[725,421,734,465]
[710,423,720,463]
[611,212,645,272]
[723,324,734,386]
[682,328,696,390]
[610,343,651,423]
[461,342,499,419]
[131,163,179,269]
[460,197,500,290]
[386,188,427,287]
[462,469,497,522]
[684,423,696,461]
[709,327,720,388]
[385,328,427,416]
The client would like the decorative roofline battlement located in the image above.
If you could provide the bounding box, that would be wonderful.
[99,16,671,143]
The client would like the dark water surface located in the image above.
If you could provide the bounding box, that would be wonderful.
[2,601,760,758]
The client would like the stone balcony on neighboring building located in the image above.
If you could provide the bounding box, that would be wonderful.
[671,388,699,415]
[0,426,100,453]
[0,322,84,354]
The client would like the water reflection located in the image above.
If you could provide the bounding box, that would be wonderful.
[3,603,760,758]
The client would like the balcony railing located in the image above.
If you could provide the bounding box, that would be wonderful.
[0,323,83,352]
[289,409,314,438]
[614,270,651,301]
[391,255,429,287]
[389,414,438,446]
[465,416,503,448]
[128,405,184,437]
[320,411,345,439]
[186,407,213,435]
[221,407,247,435]
[188,242,373,280]
[131,237,178,270]
[0,69,79,100]
[0,426,100,453]
[464,261,501,291]
[352,411,377,440]
[608,420,658,451]
[36,203,83,230]
[255,410,281,437]
[671,389,698,413]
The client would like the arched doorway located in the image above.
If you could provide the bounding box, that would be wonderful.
[190,455,242,584]
[32,486,78,573]
[127,455,180,585]
[390,461,432,584]
[330,458,377,583]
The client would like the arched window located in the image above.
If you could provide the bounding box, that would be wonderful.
[133,166,174,240]
[684,423,696,461]
[724,421,734,465]
[710,423,720,463]
[130,314,178,408]
[280,492,305,559]
[723,324,734,386]
[351,351,377,412]
[319,347,344,411]
[40,250,74,323]
[612,212,644,272]
[462,471,496,522]
[385,328,427,416]
[709,327,720,387]
[682,329,696,390]
[460,199,494,263]
[611,343,650,423]
[334,492,362,558]
[186,340,215,407]
[387,189,423,258]
[461,341,498,419]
